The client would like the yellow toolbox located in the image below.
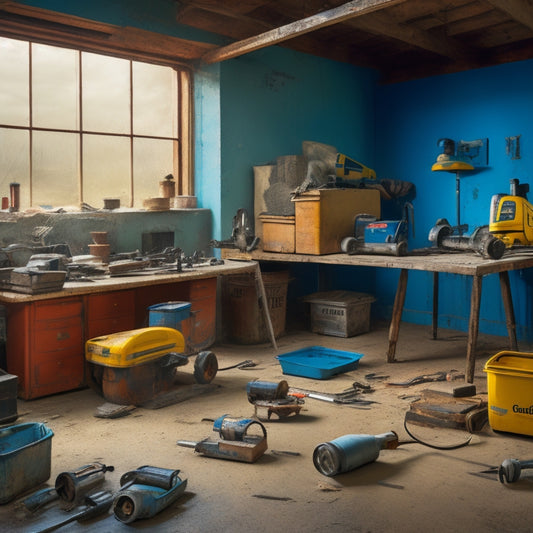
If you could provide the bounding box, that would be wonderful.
[484,351,533,436]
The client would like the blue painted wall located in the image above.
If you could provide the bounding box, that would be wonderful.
[375,60,533,340]
[216,47,377,241]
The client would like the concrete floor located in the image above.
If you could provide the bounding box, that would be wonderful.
[2,321,533,533]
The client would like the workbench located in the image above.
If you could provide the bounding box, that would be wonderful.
[0,260,256,399]
[223,249,533,382]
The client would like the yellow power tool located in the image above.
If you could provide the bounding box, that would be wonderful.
[489,179,533,247]
[335,153,376,182]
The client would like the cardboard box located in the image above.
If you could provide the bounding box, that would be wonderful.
[304,290,375,338]
[259,214,295,253]
[292,188,380,255]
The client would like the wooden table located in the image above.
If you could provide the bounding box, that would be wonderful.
[223,249,533,382]
[0,260,257,399]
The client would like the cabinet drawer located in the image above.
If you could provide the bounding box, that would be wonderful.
[32,353,84,398]
[86,316,136,340]
[188,278,216,300]
[87,291,135,319]
[34,299,83,321]
[34,324,83,353]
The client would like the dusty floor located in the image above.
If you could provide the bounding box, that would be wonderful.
[2,321,533,533]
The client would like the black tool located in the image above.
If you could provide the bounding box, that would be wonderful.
[498,458,533,483]
[386,371,447,387]
[35,490,113,533]
[24,462,114,512]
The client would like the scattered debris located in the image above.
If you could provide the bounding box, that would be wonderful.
[252,494,293,501]
[404,389,488,432]
[317,482,341,492]
[218,359,257,371]
[270,450,301,457]
[94,403,136,419]
[377,480,404,490]
[386,371,447,387]
[140,383,220,410]
[365,373,390,380]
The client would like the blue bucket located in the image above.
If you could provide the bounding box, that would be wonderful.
[148,301,191,331]
[0,422,54,504]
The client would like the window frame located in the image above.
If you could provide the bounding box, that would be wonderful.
[0,6,194,207]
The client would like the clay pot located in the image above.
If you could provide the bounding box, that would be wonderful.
[90,231,108,245]
[171,196,197,208]
[143,197,170,211]
[88,243,111,264]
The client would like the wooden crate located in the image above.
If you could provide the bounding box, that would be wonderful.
[292,188,381,255]
[259,214,295,253]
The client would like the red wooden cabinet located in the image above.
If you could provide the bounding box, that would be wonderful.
[7,298,85,400]
[5,279,219,399]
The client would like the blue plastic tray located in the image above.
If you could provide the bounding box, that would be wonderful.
[276,346,364,379]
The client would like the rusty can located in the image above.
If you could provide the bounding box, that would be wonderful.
[213,415,267,442]
[1,197,8,210]
[246,380,288,404]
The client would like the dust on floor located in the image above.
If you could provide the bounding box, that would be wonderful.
[1,322,532,533]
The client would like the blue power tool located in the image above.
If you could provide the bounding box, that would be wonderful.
[341,203,414,256]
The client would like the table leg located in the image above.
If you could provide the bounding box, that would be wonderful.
[388,269,408,363]
[432,272,439,340]
[499,271,518,351]
[466,275,482,383]
[254,263,278,351]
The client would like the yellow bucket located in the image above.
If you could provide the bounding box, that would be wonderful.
[484,351,533,436]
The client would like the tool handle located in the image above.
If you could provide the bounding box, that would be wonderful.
[177,440,199,448]
[287,392,306,398]
[23,487,58,512]
[34,491,113,533]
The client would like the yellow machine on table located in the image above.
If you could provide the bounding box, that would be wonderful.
[490,179,533,247]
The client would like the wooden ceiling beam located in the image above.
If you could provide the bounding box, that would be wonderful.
[484,0,533,32]
[348,12,479,61]
[201,0,408,64]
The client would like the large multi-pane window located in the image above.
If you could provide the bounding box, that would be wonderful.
[0,36,190,209]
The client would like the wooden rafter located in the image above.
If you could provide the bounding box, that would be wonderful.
[347,12,478,61]
[484,0,533,31]
[201,0,408,64]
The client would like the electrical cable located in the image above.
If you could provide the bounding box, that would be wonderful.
[401,416,473,450]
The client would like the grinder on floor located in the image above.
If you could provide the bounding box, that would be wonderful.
[85,327,218,406]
